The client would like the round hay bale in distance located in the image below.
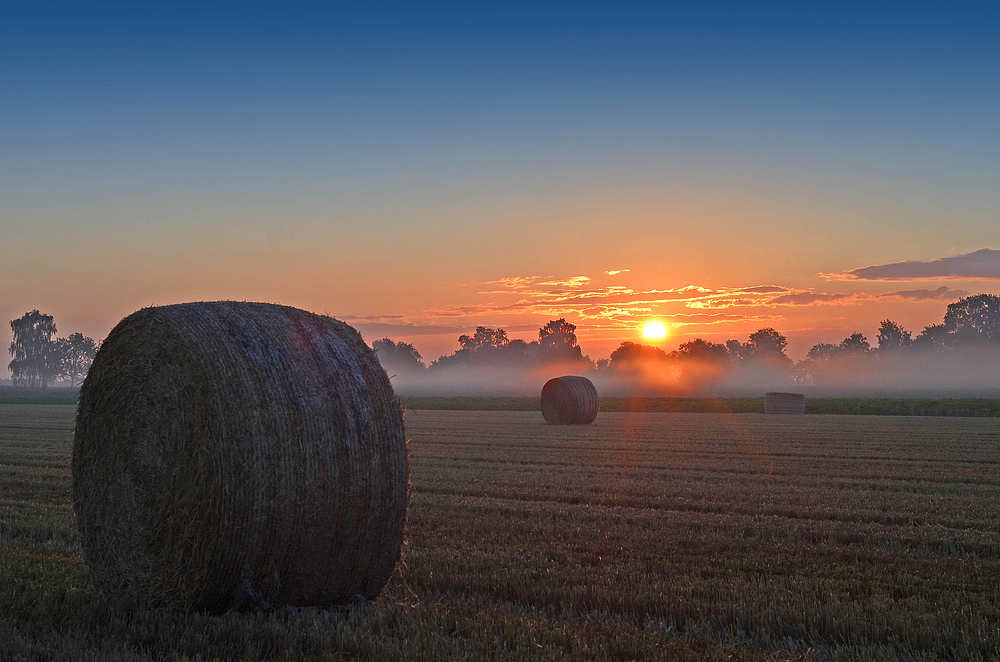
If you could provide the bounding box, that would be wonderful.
[72,301,408,612]
[764,391,806,415]
[540,375,599,425]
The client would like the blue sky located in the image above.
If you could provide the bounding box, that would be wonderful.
[3,1,1000,363]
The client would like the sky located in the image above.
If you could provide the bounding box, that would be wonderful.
[3,1,1000,370]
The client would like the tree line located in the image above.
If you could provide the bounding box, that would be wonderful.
[798,293,1000,387]
[373,318,590,375]
[372,293,1000,388]
[10,293,997,392]
[7,311,98,390]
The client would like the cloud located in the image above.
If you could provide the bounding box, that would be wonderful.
[739,285,792,294]
[481,276,546,289]
[427,281,793,329]
[460,272,897,324]
[770,292,860,306]
[682,286,794,309]
[538,276,591,287]
[878,286,971,301]
[829,248,1000,281]
[670,312,783,324]
[605,269,630,276]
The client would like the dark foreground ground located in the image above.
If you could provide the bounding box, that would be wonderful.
[2,405,999,660]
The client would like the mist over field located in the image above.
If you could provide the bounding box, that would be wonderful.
[377,341,1000,399]
[366,294,1000,398]
[382,353,1000,399]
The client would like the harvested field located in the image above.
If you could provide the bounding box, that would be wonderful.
[400,395,1000,417]
[2,404,1000,660]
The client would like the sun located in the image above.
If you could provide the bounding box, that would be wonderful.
[642,321,667,339]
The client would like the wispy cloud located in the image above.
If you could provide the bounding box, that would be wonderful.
[683,286,796,309]
[481,276,547,289]
[770,292,860,306]
[425,275,979,334]
[539,276,591,287]
[428,278,806,328]
[605,269,630,276]
[670,311,783,324]
[739,285,791,294]
[878,286,971,301]
[828,248,1000,281]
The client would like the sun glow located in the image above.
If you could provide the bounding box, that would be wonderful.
[642,321,667,339]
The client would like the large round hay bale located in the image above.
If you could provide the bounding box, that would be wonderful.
[764,391,806,415]
[540,376,599,425]
[72,301,408,612]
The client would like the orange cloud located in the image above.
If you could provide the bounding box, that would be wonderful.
[538,276,592,287]
[481,276,547,289]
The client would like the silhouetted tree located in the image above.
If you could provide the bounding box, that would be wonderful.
[609,341,670,368]
[801,334,872,386]
[53,332,98,387]
[876,320,912,353]
[744,327,790,361]
[800,342,837,385]
[537,318,584,363]
[372,338,426,374]
[724,339,744,360]
[499,338,539,366]
[806,343,840,361]
[671,338,730,363]
[9,310,58,390]
[430,326,534,369]
[667,339,731,388]
[839,333,871,353]
[609,341,641,365]
[944,293,1000,344]
[458,326,509,352]
[913,323,950,350]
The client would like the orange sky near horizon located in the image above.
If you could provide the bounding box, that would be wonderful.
[2,175,997,366]
[2,217,992,368]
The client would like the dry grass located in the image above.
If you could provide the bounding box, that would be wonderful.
[3,404,1000,660]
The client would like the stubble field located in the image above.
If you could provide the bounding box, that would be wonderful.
[2,405,999,661]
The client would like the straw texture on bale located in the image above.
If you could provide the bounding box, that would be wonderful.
[540,376,599,425]
[72,301,407,612]
[764,391,806,415]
